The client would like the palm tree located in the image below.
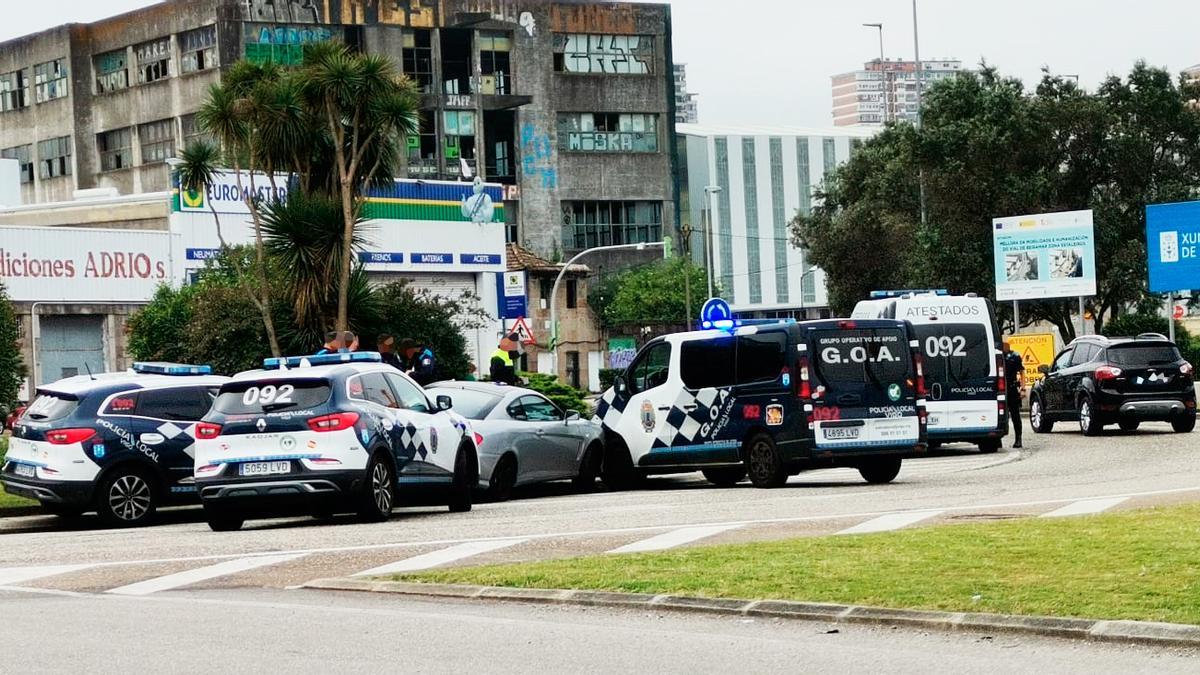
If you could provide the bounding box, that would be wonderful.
[301,42,420,334]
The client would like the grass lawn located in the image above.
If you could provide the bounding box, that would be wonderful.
[399,504,1200,625]
[0,436,38,513]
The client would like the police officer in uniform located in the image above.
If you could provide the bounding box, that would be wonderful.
[400,338,437,386]
[1004,340,1025,449]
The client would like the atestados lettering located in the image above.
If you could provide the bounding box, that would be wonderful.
[904,304,982,318]
[0,249,167,281]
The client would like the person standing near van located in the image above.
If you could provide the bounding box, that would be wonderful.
[1004,341,1025,448]
[377,334,405,371]
[315,331,343,356]
[490,333,520,385]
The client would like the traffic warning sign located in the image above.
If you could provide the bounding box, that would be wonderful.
[1007,333,1056,384]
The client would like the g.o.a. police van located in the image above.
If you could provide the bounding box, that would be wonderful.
[1,363,227,527]
[595,318,928,489]
[852,291,1007,452]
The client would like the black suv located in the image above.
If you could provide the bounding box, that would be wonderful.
[1030,334,1196,436]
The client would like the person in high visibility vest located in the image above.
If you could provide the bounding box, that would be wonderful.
[490,333,520,385]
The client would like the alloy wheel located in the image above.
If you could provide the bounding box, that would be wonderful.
[748,440,772,482]
[371,462,393,514]
[1079,401,1091,433]
[109,475,151,522]
[1031,400,1042,429]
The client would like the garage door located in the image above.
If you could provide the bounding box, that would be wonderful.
[39,315,105,384]
[398,273,479,301]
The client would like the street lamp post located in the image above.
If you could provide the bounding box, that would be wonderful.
[703,185,722,298]
[912,0,928,227]
[862,23,886,124]
[548,241,665,372]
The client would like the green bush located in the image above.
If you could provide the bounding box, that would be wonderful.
[358,281,488,382]
[520,372,593,417]
[0,282,25,414]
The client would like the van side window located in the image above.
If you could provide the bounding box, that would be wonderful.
[628,341,672,394]
[1069,344,1096,366]
[1052,348,1074,370]
[680,336,735,389]
[736,332,788,385]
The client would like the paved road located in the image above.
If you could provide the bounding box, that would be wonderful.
[2,588,1195,674]
[1,425,1198,595]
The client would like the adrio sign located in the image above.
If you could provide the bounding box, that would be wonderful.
[0,226,176,302]
[1145,201,1200,294]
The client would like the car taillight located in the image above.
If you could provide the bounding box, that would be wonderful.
[473,432,484,447]
[796,356,812,400]
[308,412,360,432]
[195,422,223,439]
[46,428,96,445]
[914,352,928,398]
[996,353,1006,394]
[1095,366,1123,382]
[196,464,220,473]
[1181,362,1194,377]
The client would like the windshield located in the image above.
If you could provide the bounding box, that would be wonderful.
[23,393,80,422]
[213,380,332,414]
[812,328,911,385]
[914,323,992,385]
[1106,344,1182,367]
[435,388,501,420]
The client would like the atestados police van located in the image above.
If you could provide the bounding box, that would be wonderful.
[852,291,1007,451]
[595,318,928,489]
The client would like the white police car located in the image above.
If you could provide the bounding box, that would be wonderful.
[2,363,227,527]
[192,352,478,531]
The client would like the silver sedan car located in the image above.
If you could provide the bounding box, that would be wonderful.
[427,382,605,501]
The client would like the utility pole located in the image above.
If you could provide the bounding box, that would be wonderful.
[703,185,723,298]
[681,223,694,329]
[863,23,886,124]
[912,0,928,227]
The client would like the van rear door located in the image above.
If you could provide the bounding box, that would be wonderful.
[808,323,921,451]
[913,321,1000,436]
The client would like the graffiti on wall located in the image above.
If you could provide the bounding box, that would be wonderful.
[520,123,556,189]
[554,34,653,75]
[244,0,321,23]
[243,0,439,27]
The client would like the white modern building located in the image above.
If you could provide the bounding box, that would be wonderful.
[677,123,875,317]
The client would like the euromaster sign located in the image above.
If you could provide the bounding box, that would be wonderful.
[1145,201,1200,294]
[992,209,1097,301]
[0,226,176,302]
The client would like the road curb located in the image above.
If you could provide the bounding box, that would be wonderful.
[302,578,1200,649]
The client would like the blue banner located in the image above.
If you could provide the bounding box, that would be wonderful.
[1146,201,1200,294]
[186,248,221,261]
[358,252,404,264]
[460,254,502,265]
[412,252,453,265]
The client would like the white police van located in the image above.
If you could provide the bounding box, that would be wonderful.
[193,351,478,531]
[852,291,1007,451]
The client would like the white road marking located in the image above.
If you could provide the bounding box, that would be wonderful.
[608,525,743,554]
[837,510,944,535]
[106,553,307,596]
[1040,497,1129,518]
[0,564,92,586]
[353,539,528,576]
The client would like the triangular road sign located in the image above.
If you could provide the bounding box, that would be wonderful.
[512,316,537,346]
[1022,346,1039,365]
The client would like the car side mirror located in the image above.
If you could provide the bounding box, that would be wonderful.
[614,374,628,396]
[436,394,453,411]
[1038,365,1051,375]
[565,410,581,422]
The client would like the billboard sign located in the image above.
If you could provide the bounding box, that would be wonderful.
[1145,201,1200,294]
[496,271,527,319]
[0,226,176,302]
[992,210,1097,301]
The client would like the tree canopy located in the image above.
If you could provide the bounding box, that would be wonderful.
[0,283,25,412]
[591,259,711,332]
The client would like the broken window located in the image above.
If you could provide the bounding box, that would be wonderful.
[442,110,476,161]
[33,59,67,103]
[138,119,176,164]
[557,113,658,152]
[402,30,433,93]
[553,34,654,74]
[0,69,29,112]
[440,29,472,95]
[136,37,172,84]
[405,113,437,178]
[478,31,511,95]
[37,136,72,179]
[562,201,663,249]
[180,113,212,148]
[181,25,218,74]
[95,49,129,93]
[97,127,133,171]
[0,145,32,183]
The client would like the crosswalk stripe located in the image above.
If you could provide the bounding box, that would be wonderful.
[106,553,307,596]
[1040,497,1129,518]
[353,539,528,576]
[0,564,93,586]
[609,524,743,554]
[837,510,944,535]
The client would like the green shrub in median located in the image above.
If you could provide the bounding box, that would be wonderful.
[520,373,593,418]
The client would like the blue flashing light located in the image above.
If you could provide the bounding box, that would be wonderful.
[263,351,384,369]
[869,289,949,299]
[132,362,213,376]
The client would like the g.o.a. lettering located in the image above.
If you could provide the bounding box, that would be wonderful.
[208,182,288,204]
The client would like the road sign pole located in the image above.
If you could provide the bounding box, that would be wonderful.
[1078,296,1086,337]
[1012,300,1019,333]
[1168,294,1176,344]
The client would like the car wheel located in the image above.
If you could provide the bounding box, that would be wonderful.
[356,453,395,523]
[449,445,475,513]
[1118,420,1140,432]
[1078,397,1102,436]
[1172,413,1196,433]
[977,438,1000,454]
[858,456,903,484]
[1030,396,1053,433]
[96,467,158,528]
[572,442,603,491]
[488,454,518,502]
[702,466,746,487]
[601,441,640,491]
[744,433,786,488]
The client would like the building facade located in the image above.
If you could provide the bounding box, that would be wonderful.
[676,123,874,317]
[831,58,963,126]
[0,0,678,260]
[672,62,697,123]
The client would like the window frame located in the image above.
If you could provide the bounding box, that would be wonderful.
[130,386,213,422]
[0,68,30,112]
[180,25,218,74]
[562,200,664,250]
[557,112,659,153]
[517,394,564,422]
[383,372,432,413]
[736,331,789,387]
[33,59,68,103]
[552,33,656,75]
[0,144,33,183]
[138,118,176,165]
[37,136,72,179]
[94,49,130,94]
[679,336,736,390]
[627,340,672,395]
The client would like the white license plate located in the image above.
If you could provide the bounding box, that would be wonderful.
[239,461,291,477]
[823,426,861,441]
[13,463,35,478]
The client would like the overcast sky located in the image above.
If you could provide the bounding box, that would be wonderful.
[5,0,1199,127]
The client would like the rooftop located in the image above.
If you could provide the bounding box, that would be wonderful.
[677,123,877,139]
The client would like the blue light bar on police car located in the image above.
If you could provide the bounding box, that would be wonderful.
[132,362,213,376]
[263,351,384,369]
[869,289,949,299]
